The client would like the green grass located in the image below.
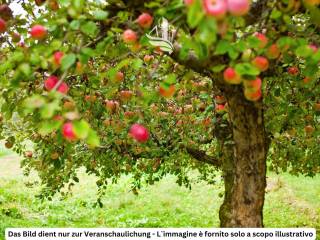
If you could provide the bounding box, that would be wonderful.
[0,152,319,240]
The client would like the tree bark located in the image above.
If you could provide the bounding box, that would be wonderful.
[219,87,268,227]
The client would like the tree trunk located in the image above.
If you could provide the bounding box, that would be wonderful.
[219,88,269,227]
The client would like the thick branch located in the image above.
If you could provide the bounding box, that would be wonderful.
[185,146,221,168]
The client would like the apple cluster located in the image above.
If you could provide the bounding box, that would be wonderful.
[185,0,251,18]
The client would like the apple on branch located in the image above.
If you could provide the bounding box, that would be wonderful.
[129,124,150,143]
[223,67,242,84]
[30,24,47,40]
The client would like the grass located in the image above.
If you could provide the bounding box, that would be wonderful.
[0,148,319,240]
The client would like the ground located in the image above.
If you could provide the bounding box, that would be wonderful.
[0,146,319,240]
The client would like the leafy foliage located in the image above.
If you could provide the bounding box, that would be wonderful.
[0,0,319,202]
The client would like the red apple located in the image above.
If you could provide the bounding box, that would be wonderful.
[44,76,59,90]
[30,24,47,40]
[159,85,176,98]
[203,0,228,19]
[227,0,250,16]
[143,55,154,63]
[254,32,268,49]
[309,44,318,53]
[0,18,6,33]
[223,67,241,84]
[105,100,119,112]
[243,77,262,92]
[53,51,64,66]
[216,104,226,112]
[115,71,124,82]
[123,29,137,44]
[288,66,299,76]
[137,13,153,29]
[44,76,69,94]
[266,44,280,59]
[124,111,136,119]
[252,56,269,72]
[62,122,77,141]
[244,88,262,101]
[129,123,149,143]
[57,82,69,94]
[119,90,133,101]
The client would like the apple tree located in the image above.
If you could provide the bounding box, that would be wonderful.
[0,0,319,227]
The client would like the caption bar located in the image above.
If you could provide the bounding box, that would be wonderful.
[5,228,316,240]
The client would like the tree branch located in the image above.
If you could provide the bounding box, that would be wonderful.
[185,146,221,168]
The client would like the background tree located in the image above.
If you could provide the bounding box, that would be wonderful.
[0,0,319,227]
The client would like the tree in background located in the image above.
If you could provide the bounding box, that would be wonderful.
[0,0,319,227]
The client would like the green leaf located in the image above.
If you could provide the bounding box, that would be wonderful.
[24,95,46,109]
[304,64,319,77]
[40,102,59,119]
[58,0,69,7]
[310,7,320,26]
[215,40,230,55]
[247,36,261,49]
[295,45,313,58]
[228,48,239,60]
[87,129,100,148]
[270,9,282,19]
[50,40,63,50]
[61,53,76,71]
[197,18,217,47]
[38,120,61,136]
[132,59,143,70]
[277,37,294,49]
[164,73,177,85]
[92,10,109,20]
[0,61,13,74]
[18,63,31,77]
[116,59,130,70]
[187,0,204,28]
[211,64,226,73]
[235,63,260,76]
[73,120,90,139]
[81,47,96,57]
[72,0,84,11]
[70,20,80,30]
[11,51,25,63]
[80,21,98,37]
